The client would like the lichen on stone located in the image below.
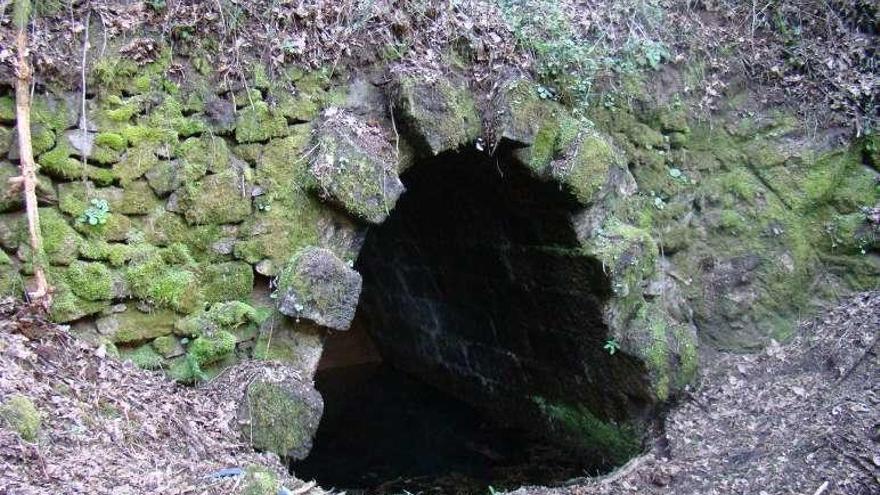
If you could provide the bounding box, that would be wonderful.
[276,246,362,331]
[392,73,481,155]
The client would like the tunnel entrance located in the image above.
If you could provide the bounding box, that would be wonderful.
[292,148,645,493]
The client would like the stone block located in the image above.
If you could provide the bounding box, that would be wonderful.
[276,246,362,331]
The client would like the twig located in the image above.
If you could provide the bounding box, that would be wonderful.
[813,481,829,495]
[79,9,92,177]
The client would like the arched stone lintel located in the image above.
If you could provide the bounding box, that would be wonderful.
[292,73,698,407]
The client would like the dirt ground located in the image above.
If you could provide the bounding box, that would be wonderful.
[512,291,880,495]
[1,292,878,495]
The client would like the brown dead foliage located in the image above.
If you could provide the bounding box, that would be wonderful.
[0,298,326,495]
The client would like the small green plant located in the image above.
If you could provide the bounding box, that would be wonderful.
[77,198,111,226]
[604,338,620,355]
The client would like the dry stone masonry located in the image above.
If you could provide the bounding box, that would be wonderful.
[1,45,876,467]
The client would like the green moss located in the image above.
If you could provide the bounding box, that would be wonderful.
[201,262,254,303]
[95,132,127,151]
[552,132,616,204]
[242,465,280,495]
[64,260,114,301]
[123,344,165,370]
[394,75,481,155]
[113,143,159,185]
[0,96,14,123]
[235,101,289,143]
[533,397,639,464]
[0,263,23,297]
[31,93,76,133]
[37,141,115,185]
[47,273,109,323]
[175,300,261,337]
[125,245,202,313]
[77,239,135,267]
[178,170,253,225]
[0,395,41,442]
[37,208,82,266]
[188,330,236,366]
[30,124,56,155]
[120,181,161,215]
[177,135,230,173]
[102,307,178,344]
[122,125,177,148]
[247,380,310,456]
[151,335,178,355]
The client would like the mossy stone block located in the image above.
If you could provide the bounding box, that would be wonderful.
[550,132,617,205]
[491,78,562,148]
[201,261,254,304]
[393,74,481,155]
[308,115,405,224]
[276,246,362,331]
[178,170,252,225]
[64,260,114,301]
[113,144,160,185]
[244,378,323,460]
[145,159,208,197]
[235,101,289,143]
[177,135,230,174]
[96,306,178,344]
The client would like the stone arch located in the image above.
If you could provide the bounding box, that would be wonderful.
[274,73,698,463]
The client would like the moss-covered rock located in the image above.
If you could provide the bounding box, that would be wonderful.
[124,245,203,313]
[392,73,481,155]
[95,307,178,344]
[550,131,618,205]
[234,129,324,275]
[491,78,563,148]
[113,143,160,185]
[177,169,252,225]
[200,261,254,304]
[121,343,166,370]
[241,465,280,495]
[308,113,405,224]
[276,246,362,331]
[177,135,231,174]
[243,377,323,460]
[145,159,208,197]
[24,208,82,266]
[37,140,115,185]
[152,334,185,358]
[0,394,41,442]
[64,260,115,301]
[235,101,289,144]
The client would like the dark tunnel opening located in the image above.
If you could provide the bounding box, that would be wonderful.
[291,148,645,494]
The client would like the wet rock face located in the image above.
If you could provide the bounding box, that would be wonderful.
[353,148,668,457]
[276,247,363,331]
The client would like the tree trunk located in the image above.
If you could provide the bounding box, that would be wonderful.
[12,0,51,307]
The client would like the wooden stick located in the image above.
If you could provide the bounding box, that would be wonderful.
[13,0,51,308]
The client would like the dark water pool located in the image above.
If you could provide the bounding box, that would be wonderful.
[291,363,594,494]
